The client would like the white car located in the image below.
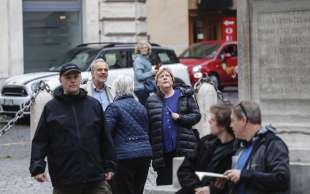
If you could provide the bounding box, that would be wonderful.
[0,43,191,115]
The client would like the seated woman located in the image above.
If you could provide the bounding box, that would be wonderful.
[177,104,236,194]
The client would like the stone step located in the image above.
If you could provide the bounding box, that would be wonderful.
[144,185,178,194]
[290,163,310,194]
[145,158,310,194]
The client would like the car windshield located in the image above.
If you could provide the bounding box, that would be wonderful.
[179,43,221,58]
[49,48,99,72]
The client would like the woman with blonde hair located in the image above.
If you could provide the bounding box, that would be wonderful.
[146,68,201,185]
[133,41,156,105]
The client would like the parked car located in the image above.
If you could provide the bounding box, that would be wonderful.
[0,42,190,115]
[179,41,238,89]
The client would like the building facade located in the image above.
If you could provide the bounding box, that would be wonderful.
[0,0,236,83]
[189,0,237,43]
[0,0,146,84]
[146,0,190,55]
[146,0,237,55]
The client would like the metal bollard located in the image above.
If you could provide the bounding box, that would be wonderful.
[30,91,52,140]
[194,82,218,138]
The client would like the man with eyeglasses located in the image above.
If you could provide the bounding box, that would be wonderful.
[224,101,290,194]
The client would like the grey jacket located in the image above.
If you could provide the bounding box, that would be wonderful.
[133,54,154,90]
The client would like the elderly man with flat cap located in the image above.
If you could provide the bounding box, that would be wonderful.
[29,63,116,194]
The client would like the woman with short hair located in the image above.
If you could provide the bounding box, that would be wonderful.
[105,75,152,194]
[177,104,236,194]
[146,67,201,185]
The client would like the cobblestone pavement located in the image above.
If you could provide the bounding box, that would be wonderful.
[0,124,53,194]
[0,155,53,194]
[0,90,238,194]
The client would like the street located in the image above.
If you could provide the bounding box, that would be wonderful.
[0,90,237,194]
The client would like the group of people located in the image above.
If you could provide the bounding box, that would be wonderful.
[177,102,290,194]
[29,41,290,194]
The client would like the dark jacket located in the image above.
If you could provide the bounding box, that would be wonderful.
[145,86,201,170]
[105,95,152,160]
[229,125,290,194]
[177,135,236,194]
[29,87,116,188]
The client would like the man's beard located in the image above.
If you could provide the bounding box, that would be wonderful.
[98,78,106,84]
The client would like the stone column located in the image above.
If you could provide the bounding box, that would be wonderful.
[237,0,252,100]
[0,0,10,83]
[82,0,100,43]
[0,0,23,85]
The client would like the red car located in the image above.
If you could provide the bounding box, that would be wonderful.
[179,41,238,89]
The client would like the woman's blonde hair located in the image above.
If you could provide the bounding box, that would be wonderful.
[134,41,152,55]
[155,67,175,86]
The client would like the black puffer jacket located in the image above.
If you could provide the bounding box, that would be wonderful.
[29,87,116,188]
[177,135,236,194]
[146,86,201,170]
[228,125,290,194]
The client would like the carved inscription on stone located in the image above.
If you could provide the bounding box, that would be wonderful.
[256,11,310,99]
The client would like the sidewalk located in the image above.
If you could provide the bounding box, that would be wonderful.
[0,125,52,194]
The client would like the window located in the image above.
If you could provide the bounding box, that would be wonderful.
[23,0,82,72]
[49,48,99,71]
[130,49,178,66]
[180,43,221,58]
[101,50,128,69]
[151,50,179,65]
[220,44,237,57]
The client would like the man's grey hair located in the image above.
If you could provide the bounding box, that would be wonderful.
[112,75,134,97]
[232,101,262,124]
[90,58,109,72]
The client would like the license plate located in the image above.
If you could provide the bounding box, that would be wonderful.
[3,99,14,105]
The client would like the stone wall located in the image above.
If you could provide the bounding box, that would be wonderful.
[99,0,147,42]
[146,0,189,55]
[0,0,145,85]
[238,0,310,155]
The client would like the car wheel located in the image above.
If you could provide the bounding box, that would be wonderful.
[209,75,221,90]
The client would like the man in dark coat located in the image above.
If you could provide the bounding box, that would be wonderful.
[224,101,290,194]
[29,64,116,194]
